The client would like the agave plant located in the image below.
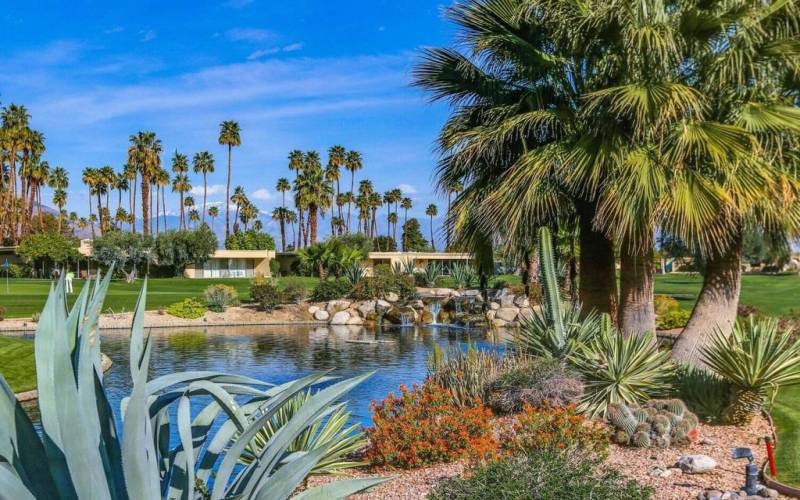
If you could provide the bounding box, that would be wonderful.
[240,389,366,475]
[701,317,800,426]
[512,227,601,359]
[0,271,387,499]
[427,341,511,406]
[450,263,476,290]
[418,262,442,287]
[344,263,366,286]
[401,258,416,276]
[574,326,674,417]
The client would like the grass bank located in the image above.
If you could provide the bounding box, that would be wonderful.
[0,336,35,392]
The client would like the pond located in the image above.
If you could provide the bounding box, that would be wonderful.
[98,324,505,426]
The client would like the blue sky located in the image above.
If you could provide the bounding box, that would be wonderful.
[0,0,455,238]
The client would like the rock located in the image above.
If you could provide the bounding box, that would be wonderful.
[330,311,351,325]
[357,300,376,317]
[451,290,462,298]
[677,455,717,474]
[485,310,496,320]
[411,300,425,309]
[756,486,779,499]
[514,296,530,308]
[464,289,480,296]
[313,310,330,321]
[308,305,320,315]
[702,491,723,500]
[420,309,434,324]
[491,318,507,328]
[500,295,516,308]
[326,300,351,313]
[376,299,391,310]
[496,307,520,322]
[649,467,673,478]
[385,292,399,303]
[347,315,364,325]
[435,288,454,297]
[489,302,500,311]
[701,437,716,445]
[518,308,533,320]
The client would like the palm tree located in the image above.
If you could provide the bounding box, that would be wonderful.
[1,104,31,244]
[188,209,200,228]
[285,209,298,249]
[171,151,189,229]
[239,202,259,231]
[446,181,463,250]
[230,186,247,234]
[288,150,305,246]
[127,131,162,236]
[122,163,138,232]
[81,167,98,237]
[218,120,241,238]
[52,189,67,232]
[184,196,195,228]
[295,151,333,245]
[276,177,291,208]
[425,204,438,251]
[193,151,215,224]
[272,207,289,251]
[30,160,50,232]
[325,158,341,236]
[208,205,219,232]
[368,191,381,238]
[400,197,413,251]
[328,145,346,219]
[154,167,170,233]
[344,150,362,233]
[114,175,129,214]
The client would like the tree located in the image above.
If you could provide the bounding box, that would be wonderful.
[171,151,190,229]
[184,196,195,228]
[122,163,138,232]
[188,209,200,228]
[49,166,69,233]
[445,181,462,250]
[225,229,276,250]
[344,150,362,233]
[193,151,214,224]
[400,197,412,250]
[91,231,154,282]
[127,131,162,236]
[295,151,332,245]
[153,167,170,234]
[425,204,438,251]
[208,205,219,232]
[52,189,67,232]
[154,226,218,276]
[81,167,98,238]
[275,178,291,251]
[402,218,429,252]
[17,231,80,276]
[326,145,345,235]
[218,120,241,238]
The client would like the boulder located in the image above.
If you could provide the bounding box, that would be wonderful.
[385,292,399,303]
[756,486,779,499]
[357,300,376,317]
[376,299,391,310]
[420,309,434,324]
[500,295,516,308]
[326,300,351,313]
[496,307,520,322]
[313,310,330,321]
[347,315,364,325]
[308,305,320,315]
[464,289,480,296]
[518,308,533,320]
[411,300,425,309]
[485,310,496,320]
[330,311,351,325]
[491,318,507,328]
[676,455,717,474]
[435,288,455,297]
[514,296,530,308]
[489,301,500,311]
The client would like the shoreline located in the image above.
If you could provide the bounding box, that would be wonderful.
[15,353,114,402]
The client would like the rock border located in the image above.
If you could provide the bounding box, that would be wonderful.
[763,464,800,499]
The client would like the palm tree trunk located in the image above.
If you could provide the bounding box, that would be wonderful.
[575,198,617,319]
[619,233,656,338]
[37,187,43,230]
[202,173,207,225]
[88,188,95,239]
[179,192,185,229]
[280,219,286,252]
[225,144,232,238]
[161,187,167,231]
[672,231,743,368]
[27,184,36,235]
[96,192,104,236]
[155,185,160,234]
[309,205,318,245]
[446,193,451,251]
[141,176,150,235]
[347,173,353,233]
[430,216,436,252]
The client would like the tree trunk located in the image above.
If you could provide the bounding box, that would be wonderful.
[225,145,232,238]
[575,198,617,319]
[88,189,95,239]
[162,187,167,231]
[202,173,207,225]
[141,176,150,235]
[96,193,104,236]
[618,234,656,338]
[179,192,185,229]
[37,187,43,230]
[309,205,318,245]
[430,217,436,252]
[671,231,743,368]
[280,219,286,251]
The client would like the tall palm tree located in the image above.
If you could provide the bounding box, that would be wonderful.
[154,167,170,232]
[52,189,67,232]
[114,175,129,214]
[1,104,31,244]
[81,167,99,237]
[184,196,195,228]
[127,131,161,235]
[230,186,247,234]
[426,204,438,251]
[188,209,200,228]
[122,163,138,232]
[193,151,215,224]
[288,150,305,246]
[400,197,412,250]
[325,157,341,236]
[285,209,298,249]
[218,120,241,238]
[328,145,346,222]
[344,150,362,233]
[208,205,219,232]
[295,151,332,245]
[29,160,50,232]
[271,207,288,251]
[446,181,463,250]
[171,151,189,229]
[368,191,381,238]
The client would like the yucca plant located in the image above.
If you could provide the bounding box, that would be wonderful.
[418,262,442,287]
[344,263,366,286]
[401,258,416,276]
[427,341,511,406]
[240,389,365,474]
[0,271,387,499]
[513,227,601,359]
[701,317,800,426]
[450,263,476,290]
[574,326,674,417]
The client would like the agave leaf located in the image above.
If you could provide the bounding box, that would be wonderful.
[146,372,274,395]
[176,395,195,500]
[538,226,565,349]
[0,463,36,500]
[252,445,331,500]
[294,477,392,499]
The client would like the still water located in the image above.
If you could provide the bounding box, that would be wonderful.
[98,324,504,426]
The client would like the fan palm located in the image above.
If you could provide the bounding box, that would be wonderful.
[171,151,190,229]
[193,151,215,224]
[127,131,162,235]
[219,120,241,238]
[344,150,362,232]
[425,204,437,251]
[208,205,219,231]
[52,189,67,232]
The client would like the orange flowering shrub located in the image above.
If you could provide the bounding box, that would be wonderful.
[503,403,609,458]
[365,381,497,468]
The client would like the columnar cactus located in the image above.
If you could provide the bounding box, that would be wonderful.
[608,399,698,449]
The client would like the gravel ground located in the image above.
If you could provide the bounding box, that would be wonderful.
[306,416,777,500]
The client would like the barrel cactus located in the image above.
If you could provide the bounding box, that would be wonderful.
[0,272,388,499]
[607,399,698,449]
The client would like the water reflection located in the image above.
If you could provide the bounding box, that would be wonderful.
[99,324,507,426]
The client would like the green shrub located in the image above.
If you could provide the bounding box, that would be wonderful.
[310,278,353,302]
[203,284,239,312]
[224,229,276,250]
[281,277,308,303]
[269,259,281,276]
[673,364,732,423]
[654,295,680,315]
[487,358,584,414]
[31,312,40,323]
[350,264,416,300]
[250,277,282,311]
[166,298,208,319]
[7,263,29,278]
[504,404,609,457]
[428,449,653,500]
[657,309,690,330]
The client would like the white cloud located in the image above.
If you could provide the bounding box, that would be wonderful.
[251,188,273,201]
[140,30,157,42]
[397,183,417,194]
[226,27,275,42]
[104,25,124,34]
[247,42,304,60]
[282,42,304,52]
[191,184,225,196]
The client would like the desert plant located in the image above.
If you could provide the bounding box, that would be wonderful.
[204,283,240,312]
[416,261,442,287]
[310,278,353,302]
[250,277,283,311]
[350,264,415,301]
[450,262,476,290]
[701,317,800,425]
[673,364,732,423]
[574,328,673,416]
[427,341,510,406]
[513,228,601,359]
[365,381,496,468]
[281,277,308,303]
[428,448,653,500]
[166,297,208,319]
[400,258,416,275]
[343,263,366,285]
[0,272,387,499]
[504,403,609,457]
[241,389,366,475]
[656,309,690,330]
[607,399,699,448]
[654,295,680,315]
[487,358,584,414]
[269,259,281,276]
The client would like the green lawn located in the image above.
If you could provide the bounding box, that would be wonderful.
[0,276,319,318]
[0,336,36,393]
[772,385,800,486]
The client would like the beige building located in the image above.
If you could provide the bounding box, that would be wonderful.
[184,250,276,278]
